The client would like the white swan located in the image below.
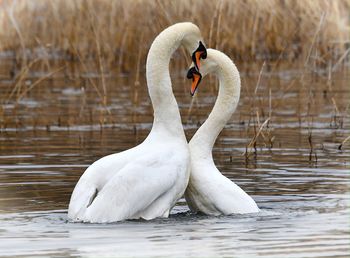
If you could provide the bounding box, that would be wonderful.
[68,22,206,223]
[185,49,259,215]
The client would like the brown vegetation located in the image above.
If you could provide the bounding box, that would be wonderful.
[0,0,349,69]
[0,0,349,157]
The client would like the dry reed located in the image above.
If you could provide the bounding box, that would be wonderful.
[0,0,349,70]
[0,0,349,157]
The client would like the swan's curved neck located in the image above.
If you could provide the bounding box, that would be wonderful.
[146,27,188,139]
[190,61,241,159]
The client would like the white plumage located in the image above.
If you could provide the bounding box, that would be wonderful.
[68,22,204,223]
[185,49,260,215]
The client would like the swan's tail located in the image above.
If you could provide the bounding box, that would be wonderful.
[67,179,98,221]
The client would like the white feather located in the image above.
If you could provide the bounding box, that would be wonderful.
[68,22,203,223]
[185,49,260,215]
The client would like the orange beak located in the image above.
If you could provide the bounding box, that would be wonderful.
[195,51,203,70]
[190,72,202,96]
[187,65,203,96]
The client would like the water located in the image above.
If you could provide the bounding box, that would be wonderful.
[0,58,349,257]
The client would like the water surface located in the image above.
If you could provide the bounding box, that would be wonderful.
[0,58,349,257]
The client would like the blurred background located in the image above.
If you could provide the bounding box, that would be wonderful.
[0,1,349,257]
[0,0,349,129]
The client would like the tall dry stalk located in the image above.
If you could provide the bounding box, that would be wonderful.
[0,0,348,69]
[0,0,349,130]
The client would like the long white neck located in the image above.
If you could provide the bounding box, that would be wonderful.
[146,24,193,140]
[189,54,241,159]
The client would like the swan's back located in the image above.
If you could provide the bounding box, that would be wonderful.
[68,137,190,222]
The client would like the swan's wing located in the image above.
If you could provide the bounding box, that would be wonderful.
[68,147,138,221]
[211,170,260,214]
[82,151,184,222]
[187,162,259,215]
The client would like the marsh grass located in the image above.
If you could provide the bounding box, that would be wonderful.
[0,0,349,157]
[0,0,349,68]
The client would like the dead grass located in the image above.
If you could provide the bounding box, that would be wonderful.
[0,0,349,158]
[0,0,349,69]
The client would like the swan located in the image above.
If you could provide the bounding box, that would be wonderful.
[185,49,259,215]
[68,22,207,223]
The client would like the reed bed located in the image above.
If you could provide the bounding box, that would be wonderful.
[0,0,349,69]
[0,0,349,157]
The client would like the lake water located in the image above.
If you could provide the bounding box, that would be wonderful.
[0,56,349,257]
